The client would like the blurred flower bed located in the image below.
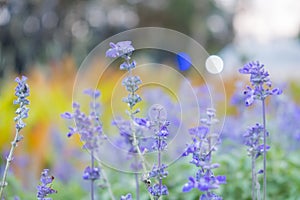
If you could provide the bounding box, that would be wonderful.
[0,56,300,199]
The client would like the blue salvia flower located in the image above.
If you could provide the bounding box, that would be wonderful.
[148,184,168,197]
[182,108,225,199]
[151,123,169,151]
[0,76,30,199]
[36,169,57,200]
[106,40,141,110]
[14,76,30,131]
[244,123,270,159]
[112,117,148,156]
[239,61,282,106]
[146,106,170,199]
[106,41,134,59]
[83,166,100,181]
[61,89,105,200]
[107,41,149,200]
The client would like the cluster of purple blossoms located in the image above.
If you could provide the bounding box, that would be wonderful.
[147,163,169,197]
[61,89,105,182]
[61,89,104,151]
[148,183,168,198]
[14,76,30,131]
[83,166,100,181]
[182,108,226,199]
[107,41,147,164]
[239,61,282,106]
[243,123,270,159]
[36,169,57,200]
[112,117,147,155]
[151,122,169,152]
[106,41,135,59]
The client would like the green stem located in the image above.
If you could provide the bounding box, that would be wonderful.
[99,164,116,200]
[0,128,21,199]
[262,99,267,200]
[126,61,153,200]
[135,173,140,200]
[251,155,256,200]
[91,150,95,200]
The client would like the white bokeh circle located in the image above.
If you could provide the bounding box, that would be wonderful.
[206,55,224,74]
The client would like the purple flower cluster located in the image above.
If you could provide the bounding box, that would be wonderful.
[61,89,105,151]
[112,117,148,155]
[182,108,225,199]
[148,164,168,179]
[120,193,132,200]
[239,61,282,106]
[151,122,169,151]
[244,123,270,159]
[122,76,142,93]
[83,166,100,181]
[61,89,105,188]
[36,169,57,200]
[148,183,168,197]
[14,76,30,131]
[106,41,134,59]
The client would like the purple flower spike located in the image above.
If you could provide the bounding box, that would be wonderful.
[182,108,225,199]
[14,76,30,130]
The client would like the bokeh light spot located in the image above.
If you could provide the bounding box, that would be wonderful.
[176,52,192,71]
[205,55,224,74]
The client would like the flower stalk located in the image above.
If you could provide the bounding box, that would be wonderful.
[106,41,151,200]
[62,89,114,200]
[0,76,30,199]
[239,61,282,200]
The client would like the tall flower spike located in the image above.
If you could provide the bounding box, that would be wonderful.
[182,108,225,199]
[239,61,282,200]
[36,169,57,200]
[0,76,30,199]
[146,106,170,199]
[61,89,110,200]
[107,41,147,200]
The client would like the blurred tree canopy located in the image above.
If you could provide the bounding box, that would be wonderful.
[0,0,234,75]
